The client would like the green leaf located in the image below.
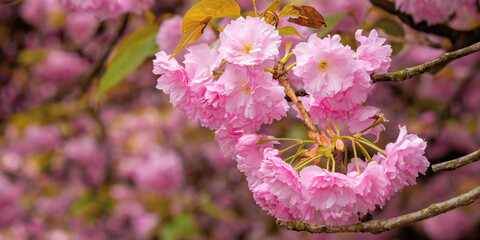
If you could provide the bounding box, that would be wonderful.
[160,214,199,240]
[317,12,347,38]
[277,26,305,40]
[98,23,159,101]
[372,18,405,55]
[171,0,241,59]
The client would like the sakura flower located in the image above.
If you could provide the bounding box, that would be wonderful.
[34,50,89,84]
[219,16,281,65]
[300,166,358,225]
[251,183,300,221]
[213,65,288,132]
[381,126,430,197]
[131,148,184,195]
[259,148,302,206]
[64,136,106,185]
[22,124,61,153]
[347,106,385,139]
[323,70,370,113]
[235,134,277,188]
[395,0,465,25]
[348,160,390,212]
[176,43,227,129]
[355,29,392,74]
[153,51,189,108]
[66,13,98,44]
[214,126,243,159]
[184,43,222,96]
[64,135,105,164]
[293,34,357,98]
[297,95,349,128]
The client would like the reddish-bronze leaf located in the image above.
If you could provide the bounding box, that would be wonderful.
[286,5,327,29]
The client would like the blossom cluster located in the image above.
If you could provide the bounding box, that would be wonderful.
[235,126,429,225]
[153,14,430,225]
[293,29,391,138]
[154,16,288,135]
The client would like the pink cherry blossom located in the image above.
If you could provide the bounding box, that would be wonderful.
[355,29,392,74]
[235,134,277,188]
[64,135,104,164]
[251,183,300,221]
[292,34,357,98]
[219,16,281,66]
[297,95,349,128]
[66,13,99,45]
[347,106,385,139]
[34,50,89,84]
[381,126,430,196]
[174,43,227,130]
[348,160,390,212]
[259,148,302,206]
[300,166,358,225]
[20,0,64,26]
[212,64,288,132]
[131,148,184,195]
[22,124,61,153]
[184,43,222,89]
[153,51,190,108]
[395,0,466,25]
[214,126,243,159]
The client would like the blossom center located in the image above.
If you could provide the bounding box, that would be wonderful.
[319,60,330,71]
[241,81,251,94]
[243,43,253,54]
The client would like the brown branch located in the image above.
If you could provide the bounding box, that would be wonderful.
[273,61,321,143]
[285,89,307,102]
[371,41,480,82]
[432,149,480,173]
[277,185,480,234]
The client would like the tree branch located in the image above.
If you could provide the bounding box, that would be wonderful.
[273,61,321,143]
[371,41,480,82]
[277,185,480,234]
[432,149,480,173]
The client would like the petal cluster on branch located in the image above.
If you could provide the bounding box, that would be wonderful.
[153,14,429,226]
[235,126,429,225]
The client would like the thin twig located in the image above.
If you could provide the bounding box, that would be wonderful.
[277,185,480,234]
[371,41,480,82]
[432,149,480,173]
